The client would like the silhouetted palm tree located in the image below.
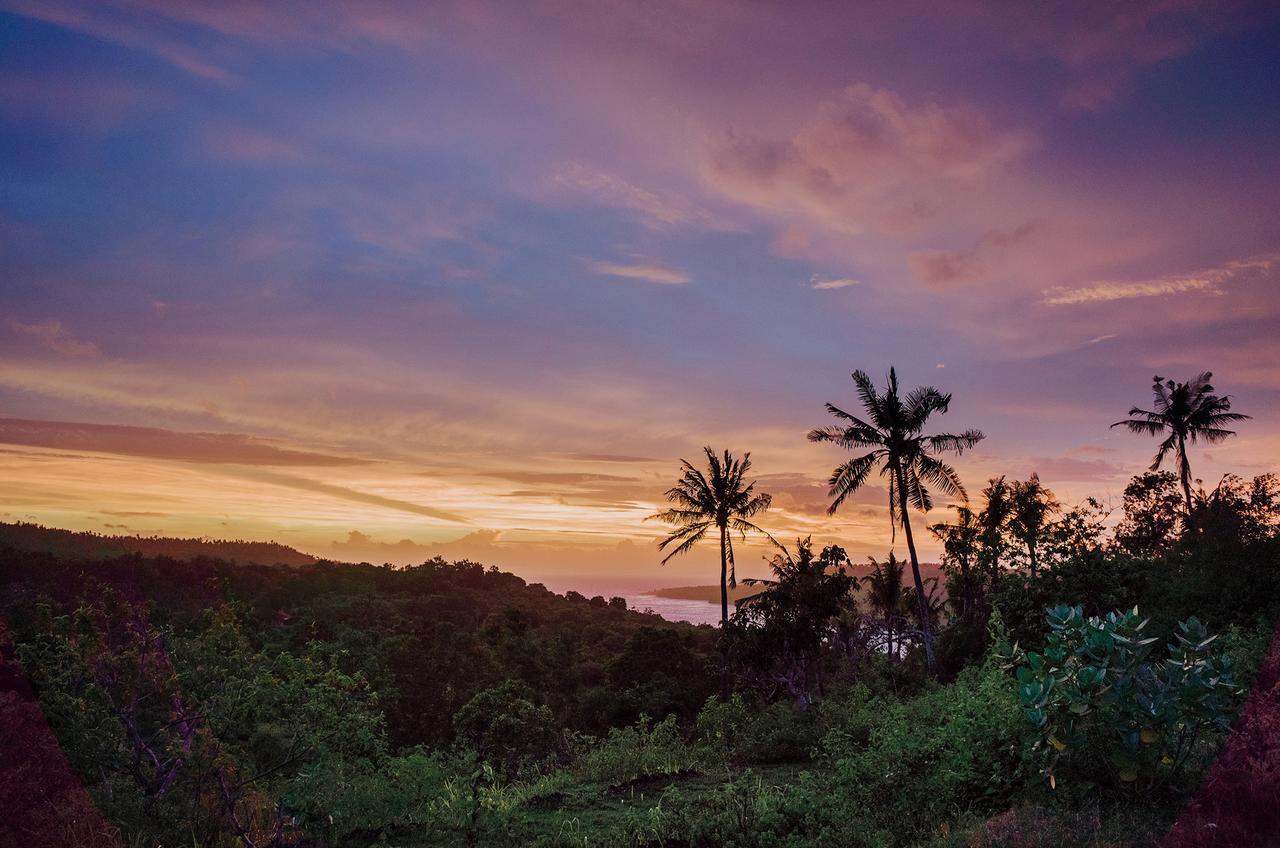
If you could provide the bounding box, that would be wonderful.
[903,576,947,631]
[929,505,981,616]
[1008,473,1058,575]
[1111,373,1250,516]
[977,476,1012,586]
[809,368,984,674]
[648,447,775,627]
[862,553,907,659]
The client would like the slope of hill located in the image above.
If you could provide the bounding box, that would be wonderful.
[0,522,317,567]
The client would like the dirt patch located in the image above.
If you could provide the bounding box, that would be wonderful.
[1162,622,1280,848]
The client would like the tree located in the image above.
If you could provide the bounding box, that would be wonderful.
[648,447,774,695]
[976,476,1012,584]
[861,553,908,659]
[1111,372,1250,517]
[1115,471,1183,557]
[1007,474,1059,574]
[729,538,858,705]
[929,505,981,618]
[808,368,984,674]
[453,681,560,778]
[903,576,947,632]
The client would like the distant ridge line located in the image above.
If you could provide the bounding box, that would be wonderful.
[0,522,318,567]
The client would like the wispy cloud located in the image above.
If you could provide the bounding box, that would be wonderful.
[0,418,367,466]
[5,0,238,82]
[908,221,1044,287]
[584,258,689,285]
[8,319,99,358]
[228,468,470,524]
[810,274,860,290]
[546,163,716,229]
[1043,255,1276,306]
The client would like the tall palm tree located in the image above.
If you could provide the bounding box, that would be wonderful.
[1111,373,1250,516]
[809,367,984,675]
[1007,473,1058,575]
[647,447,775,627]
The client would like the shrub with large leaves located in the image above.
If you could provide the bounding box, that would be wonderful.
[1017,605,1242,791]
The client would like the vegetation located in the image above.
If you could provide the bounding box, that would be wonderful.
[808,367,984,673]
[1111,372,1250,516]
[2,367,1277,847]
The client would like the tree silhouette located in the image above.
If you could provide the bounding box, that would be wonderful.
[1008,473,1059,574]
[648,447,774,697]
[861,553,908,660]
[648,447,774,628]
[929,505,981,617]
[1112,372,1250,517]
[809,368,983,674]
[976,476,1012,591]
[731,538,857,704]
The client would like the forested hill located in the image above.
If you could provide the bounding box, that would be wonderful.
[0,539,718,752]
[0,521,317,566]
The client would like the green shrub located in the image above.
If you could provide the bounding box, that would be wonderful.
[697,695,819,765]
[290,749,476,843]
[1016,605,1243,792]
[816,664,1023,845]
[575,714,708,786]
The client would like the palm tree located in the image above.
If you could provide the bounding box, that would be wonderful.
[647,447,775,627]
[809,367,984,675]
[903,576,947,631]
[862,553,907,659]
[977,476,1012,587]
[1007,473,1058,574]
[929,505,981,616]
[1111,373,1250,516]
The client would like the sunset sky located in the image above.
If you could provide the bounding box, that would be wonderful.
[2,1,1279,591]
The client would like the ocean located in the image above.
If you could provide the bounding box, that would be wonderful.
[621,593,723,626]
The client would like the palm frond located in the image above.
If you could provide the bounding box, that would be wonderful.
[928,429,984,455]
[657,522,710,563]
[826,452,881,514]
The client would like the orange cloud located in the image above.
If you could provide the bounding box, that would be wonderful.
[1043,255,1276,306]
[584,257,689,285]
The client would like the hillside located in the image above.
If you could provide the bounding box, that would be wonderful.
[0,521,317,567]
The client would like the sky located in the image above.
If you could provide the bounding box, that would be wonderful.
[2,0,1279,592]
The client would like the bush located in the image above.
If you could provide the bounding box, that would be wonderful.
[815,664,1023,845]
[1016,605,1243,792]
[575,714,708,786]
[290,749,477,843]
[697,695,819,765]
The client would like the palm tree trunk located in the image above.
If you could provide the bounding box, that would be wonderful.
[1027,540,1037,575]
[719,524,730,699]
[718,525,729,626]
[1177,434,1194,521]
[896,466,937,676]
